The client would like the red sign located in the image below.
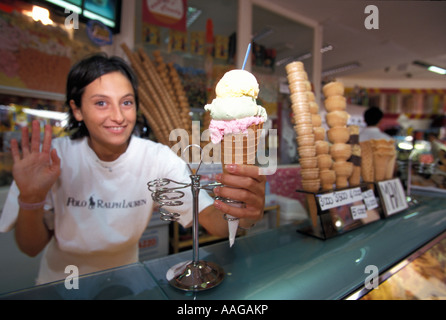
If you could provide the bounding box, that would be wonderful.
[142,0,187,32]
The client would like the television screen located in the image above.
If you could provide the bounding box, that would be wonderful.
[40,0,121,33]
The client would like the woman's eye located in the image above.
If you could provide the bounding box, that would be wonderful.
[123,100,134,107]
[95,101,107,107]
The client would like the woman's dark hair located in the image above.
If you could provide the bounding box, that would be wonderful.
[66,53,139,139]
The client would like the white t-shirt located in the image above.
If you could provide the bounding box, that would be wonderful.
[0,136,214,284]
[359,126,393,142]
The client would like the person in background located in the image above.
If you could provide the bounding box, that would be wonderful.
[359,106,393,142]
[0,54,266,284]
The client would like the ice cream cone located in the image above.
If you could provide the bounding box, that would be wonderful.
[221,123,263,174]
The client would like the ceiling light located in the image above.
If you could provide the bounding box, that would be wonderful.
[276,45,333,66]
[428,65,446,75]
[187,7,202,28]
[253,27,274,42]
[413,60,446,75]
[322,62,360,76]
[23,5,53,25]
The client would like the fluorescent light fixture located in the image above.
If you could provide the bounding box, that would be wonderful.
[413,60,446,75]
[253,27,274,42]
[23,108,68,121]
[276,45,334,66]
[186,7,202,28]
[46,0,82,14]
[322,62,360,77]
[428,65,446,75]
[84,10,115,28]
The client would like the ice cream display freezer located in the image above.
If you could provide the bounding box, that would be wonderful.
[1,191,445,300]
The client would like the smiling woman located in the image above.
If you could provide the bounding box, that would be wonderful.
[0,53,266,285]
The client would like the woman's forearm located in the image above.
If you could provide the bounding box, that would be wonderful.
[15,207,52,257]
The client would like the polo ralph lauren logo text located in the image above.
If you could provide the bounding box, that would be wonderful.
[66,196,147,210]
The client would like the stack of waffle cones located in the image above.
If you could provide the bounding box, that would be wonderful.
[323,81,353,189]
[360,139,396,182]
[286,61,320,193]
[121,44,192,148]
[286,61,321,227]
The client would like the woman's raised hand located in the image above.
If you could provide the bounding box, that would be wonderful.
[11,120,61,203]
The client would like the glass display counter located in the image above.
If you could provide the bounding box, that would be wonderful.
[1,192,445,300]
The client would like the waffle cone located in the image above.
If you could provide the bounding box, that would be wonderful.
[221,123,263,173]
[373,153,392,181]
[306,194,319,228]
[385,153,396,180]
[360,141,374,182]
[349,166,361,186]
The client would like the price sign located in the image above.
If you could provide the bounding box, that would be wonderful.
[377,178,408,216]
[318,187,363,211]
[351,204,367,220]
[362,189,378,210]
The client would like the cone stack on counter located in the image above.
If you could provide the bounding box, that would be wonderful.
[121,44,192,148]
[323,81,353,189]
[285,61,322,227]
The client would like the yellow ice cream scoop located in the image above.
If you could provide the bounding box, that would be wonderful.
[215,69,260,99]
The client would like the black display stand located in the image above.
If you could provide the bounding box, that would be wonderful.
[296,183,382,240]
[297,179,409,240]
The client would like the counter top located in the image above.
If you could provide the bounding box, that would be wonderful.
[2,193,445,300]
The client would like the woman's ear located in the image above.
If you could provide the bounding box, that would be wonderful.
[69,100,83,121]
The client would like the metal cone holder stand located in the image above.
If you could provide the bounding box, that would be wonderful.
[147,144,225,291]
